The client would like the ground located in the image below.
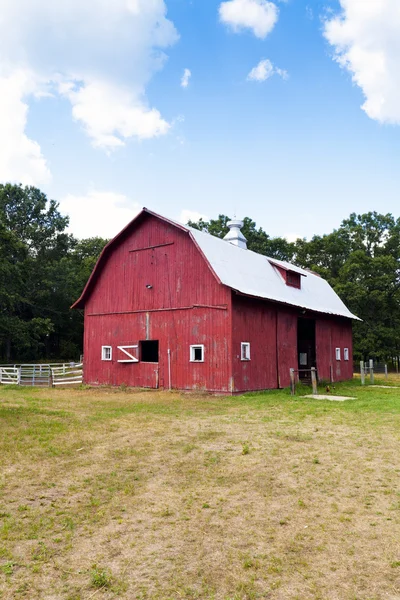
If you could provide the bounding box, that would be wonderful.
[1,378,400,600]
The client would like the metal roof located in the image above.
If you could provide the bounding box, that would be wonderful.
[72,208,359,320]
[185,224,359,320]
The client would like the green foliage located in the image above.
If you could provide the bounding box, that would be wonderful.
[0,184,107,361]
[90,565,113,588]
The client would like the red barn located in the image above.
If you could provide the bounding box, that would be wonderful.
[72,209,358,393]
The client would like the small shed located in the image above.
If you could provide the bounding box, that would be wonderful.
[72,209,359,393]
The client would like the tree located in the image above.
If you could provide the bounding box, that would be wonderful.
[0,184,107,361]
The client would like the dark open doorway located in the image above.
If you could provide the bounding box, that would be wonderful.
[297,318,316,381]
[140,340,159,363]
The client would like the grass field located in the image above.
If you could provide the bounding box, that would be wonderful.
[1,378,400,600]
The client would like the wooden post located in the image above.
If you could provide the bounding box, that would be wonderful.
[369,359,374,384]
[290,368,296,396]
[311,367,318,396]
[360,361,365,385]
[385,364,388,380]
[330,364,334,384]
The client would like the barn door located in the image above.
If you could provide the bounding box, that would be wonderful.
[297,318,316,381]
[137,340,160,389]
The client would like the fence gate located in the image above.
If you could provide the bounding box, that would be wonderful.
[51,363,83,386]
[19,364,51,387]
[0,367,20,385]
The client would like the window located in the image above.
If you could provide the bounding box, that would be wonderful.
[336,348,341,361]
[102,346,112,361]
[286,271,301,289]
[344,348,349,361]
[140,340,159,363]
[241,342,251,361]
[190,345,204,362]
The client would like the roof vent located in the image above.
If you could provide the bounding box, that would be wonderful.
[223,219,247,249]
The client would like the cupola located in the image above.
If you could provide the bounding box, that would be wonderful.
[223,219,247,249]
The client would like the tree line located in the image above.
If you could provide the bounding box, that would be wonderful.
[0,184,107,362]
[1,183,399,362]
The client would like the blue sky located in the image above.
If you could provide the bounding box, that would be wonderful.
[1,0,399,240]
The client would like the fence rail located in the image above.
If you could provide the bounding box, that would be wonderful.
[0,367,20,385]
[0,363,83,387]
[51,363,83,386]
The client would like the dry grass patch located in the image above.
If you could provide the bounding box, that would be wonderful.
[1,381,400,599]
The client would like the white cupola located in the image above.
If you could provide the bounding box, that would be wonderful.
[223,219,247,249]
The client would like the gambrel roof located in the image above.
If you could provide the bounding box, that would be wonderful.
[72,208,359,320]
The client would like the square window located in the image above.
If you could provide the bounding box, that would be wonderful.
[102,346,112,361]
[286,271,301,289]
[190,345,204,362]
[344,348,349,361]
[336,348,341,361]
[241,342,251,361]
[140,340,159,363]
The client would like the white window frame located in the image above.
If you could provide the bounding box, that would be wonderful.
[335,347,341,361]
[102,346,112,361]
[190,345,204,363]
[344,348,349,361]
[241,342,251,361]
[117,345,139,363]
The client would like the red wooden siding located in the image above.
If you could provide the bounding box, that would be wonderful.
[83,215,232,392]
[85,216,228,315]
[231,296,278,392]
[276,309,298,388]
[316,318,353,382]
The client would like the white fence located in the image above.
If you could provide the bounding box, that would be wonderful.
[0,363,83,387]
[51,363,83,386]
[0,367,20,385]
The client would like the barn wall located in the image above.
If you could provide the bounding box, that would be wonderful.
[85,215,228,314]
[83,215,232,392]
[231,296,279,392]
[316,317,353,382]
[83,307,231,392]
[276,308,298,388]
[231,296,353,392]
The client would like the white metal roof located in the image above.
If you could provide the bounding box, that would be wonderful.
[184,225,359,320]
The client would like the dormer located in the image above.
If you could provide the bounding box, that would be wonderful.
[268,259,305,290]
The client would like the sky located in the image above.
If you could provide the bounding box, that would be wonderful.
[1,0,400,241]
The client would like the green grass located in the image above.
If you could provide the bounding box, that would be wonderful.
[0,378,400,599]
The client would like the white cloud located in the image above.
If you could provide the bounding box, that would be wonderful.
[181,68,192,89]
[178,209,209,225]
[0,70,50,185]
[61,80,170,150]
[219,0,279,39]
[324,0,400,124]
[60,190,141,239]
[247,59,288,82]
[0,0,178,183]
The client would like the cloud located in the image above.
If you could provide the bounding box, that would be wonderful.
[60,79,170,150]
[324,0,400,124]
[181,68,192,89]
[60,190,141,239]
[219,0,279,39]
[247,59,288,82]
[0,70,50,185]
[0,0,178,183]
[179,209,209,225]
